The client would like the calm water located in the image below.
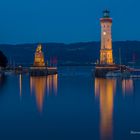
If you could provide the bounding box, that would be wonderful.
[0,66,140,140]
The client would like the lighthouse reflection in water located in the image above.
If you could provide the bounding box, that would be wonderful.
[95,78,134,140]
[1,66,140,140]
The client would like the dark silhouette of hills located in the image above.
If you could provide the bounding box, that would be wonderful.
[0,41,140,67]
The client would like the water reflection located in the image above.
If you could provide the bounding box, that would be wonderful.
[95,78,116,140]
[122,79,134,96]
[95,78,134,140]
[46,74,58,96]
[30,75,58,112]
[0,75,7,90]
[19,74,22,98]
[30,76,46,112]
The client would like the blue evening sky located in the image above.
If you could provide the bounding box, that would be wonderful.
[0,0,139,44]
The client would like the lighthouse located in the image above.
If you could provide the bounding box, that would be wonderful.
[95,10,130,77]
[100,10,113,64]
[95,10,119,77]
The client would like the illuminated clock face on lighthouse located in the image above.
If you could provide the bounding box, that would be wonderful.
[100,10,114,65]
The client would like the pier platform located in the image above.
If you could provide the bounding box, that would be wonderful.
[95,64,130,78]
[30,66,57,76]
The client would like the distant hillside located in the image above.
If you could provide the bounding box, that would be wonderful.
[0,41,140,67]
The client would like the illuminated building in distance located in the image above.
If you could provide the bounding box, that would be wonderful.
[34,44,45,67]
[100,10,113,64]
[30,44,57,76]
[94,10,129,77]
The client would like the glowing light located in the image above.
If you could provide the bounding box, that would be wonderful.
[95,78,116,140]
[103,32,106,35]
[100,13,113,64]
[30,74,58,113]
[122,79,134,96]
[19,74,22,98]
[47,75,58,96]
[53,74,58,96]
[30,76,46,112]
[34,44,45,67]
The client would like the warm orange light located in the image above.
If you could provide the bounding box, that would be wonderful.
[53,74,58,96]
[122,79,134,96]
[100,16,114,64]
[47,74,58,96]
[30,74,58,113]
[34,44,45,67]
[95,78,116,140]
[30,76,46,112]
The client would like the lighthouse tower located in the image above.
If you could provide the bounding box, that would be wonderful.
[100,10,113,64]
